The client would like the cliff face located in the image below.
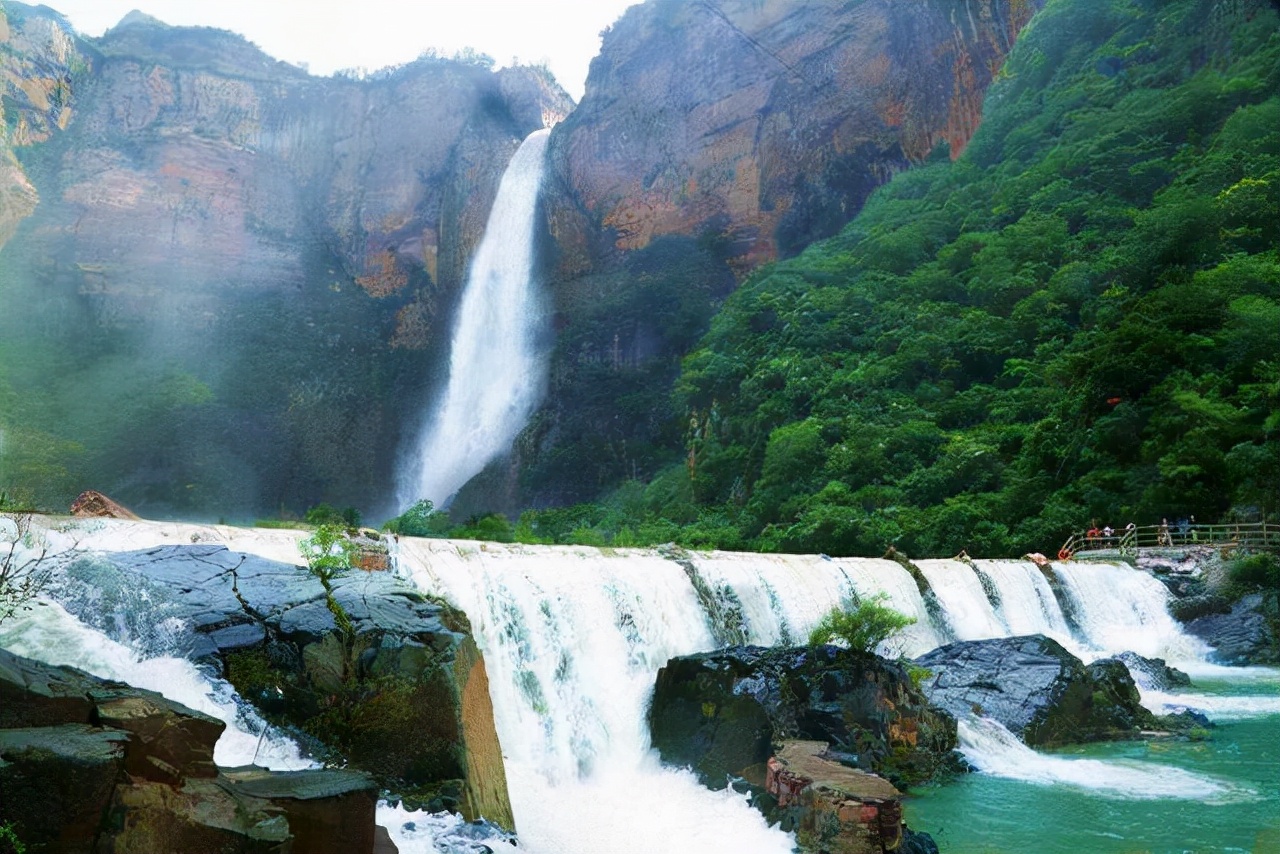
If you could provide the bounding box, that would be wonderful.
[544,0,1042,278]
[0,4,570,516]
[465,0,1042,514]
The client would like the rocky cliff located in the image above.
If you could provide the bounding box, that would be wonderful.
[462,0,1044,514]
[0,3,569,517]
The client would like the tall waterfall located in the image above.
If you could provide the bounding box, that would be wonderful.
[399,128,552,510]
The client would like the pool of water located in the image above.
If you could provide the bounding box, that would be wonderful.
[906,671,1280,854]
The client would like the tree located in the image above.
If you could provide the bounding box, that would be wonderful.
[807,593,916,654]
[298,524,356,587]
[0,511,52,626]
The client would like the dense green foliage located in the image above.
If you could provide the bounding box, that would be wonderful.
[512,0,1280,557]
[807,593,916,653]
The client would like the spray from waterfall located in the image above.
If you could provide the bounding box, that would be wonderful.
[398,128,552,510]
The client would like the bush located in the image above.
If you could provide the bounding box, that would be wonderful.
[1227,553,1280,592]
[383,499,451,538]
[305,503,361,530]
[298,524,356,586]
[0,512,52,626]
[807,593,916,653]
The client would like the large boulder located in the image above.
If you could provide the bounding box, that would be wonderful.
[913,635,1157,746]
[1185,592,1279,666]
[1113,651,1192,693]
[0,648,384,854]
[50,543,513,827]
[766,740,906,854]
[649,645,958,791]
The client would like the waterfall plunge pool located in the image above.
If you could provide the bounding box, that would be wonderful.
[906,670,1280,854]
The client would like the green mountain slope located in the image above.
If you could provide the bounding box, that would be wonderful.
[521,0,1279,556]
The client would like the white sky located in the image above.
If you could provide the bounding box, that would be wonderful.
[38,0,641,99]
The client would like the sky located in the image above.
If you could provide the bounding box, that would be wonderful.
[37,0,641,100]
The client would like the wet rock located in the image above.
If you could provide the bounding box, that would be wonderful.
[766,740,913,854]
[0,724,128,852]
[0,647,383,853]
[649,644,959,791]
[1113,651,1192,692]
[1185,593,1279,666]
[913,635,1157,746]
[49,544,514,828]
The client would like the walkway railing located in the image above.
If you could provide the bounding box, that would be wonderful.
[1059,521,1280,559]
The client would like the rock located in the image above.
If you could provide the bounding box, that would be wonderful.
[1185,593,1279,666]
[0,724,128,852]
[649,644,959,791]
[91,688,225,782]
[49,544,514,827]
[1113,651,1192,692]
[222,766,380,854]
[766,740,913,854]
[913,635,1158,746]
[0,648,384,853]
[70,490,141,520]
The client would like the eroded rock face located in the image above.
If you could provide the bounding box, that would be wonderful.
[0,648,382,854]
[0,4,570,516]
[648,644,959,791]
[481,0,1046,513]
[1186,592,1280,666]
[48,543,514,827]
[913,635,1157,746]
[544,0,1043,277]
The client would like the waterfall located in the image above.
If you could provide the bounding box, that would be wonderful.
[398,128,552,510]
[397,539,794,854]
[13,518,1275,850]
[1050,560,1210,661]
[915,559,1008,641]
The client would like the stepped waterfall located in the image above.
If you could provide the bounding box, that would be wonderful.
[398,128,552,510]
[7,521,1279,852]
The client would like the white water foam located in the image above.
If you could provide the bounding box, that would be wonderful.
[972,559,1075,648]
[1051,561,1210,661]
[0,598,310,771]
[957,716,1252,803]
[399,128,553,509]
[914,559,1007,641]
[398,538,795,854]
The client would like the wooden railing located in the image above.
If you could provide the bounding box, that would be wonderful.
[1059,521,1279,559]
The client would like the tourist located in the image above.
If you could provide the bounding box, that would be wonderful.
[1158,518,1172,546]
[1102,524,1114,540]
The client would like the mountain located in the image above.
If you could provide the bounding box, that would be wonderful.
[456,0,1043,514]
[0,3,570,516]
[522,0,1280,556]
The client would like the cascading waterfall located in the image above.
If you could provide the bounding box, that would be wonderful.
[8,519,1279,849]
[398,128,552,510]
[397,539,794,854]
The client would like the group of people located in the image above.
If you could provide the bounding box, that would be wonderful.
[1084,517,1198,546]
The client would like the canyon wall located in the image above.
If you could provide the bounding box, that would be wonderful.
[0,4,569,517]
[459,0,1044,514]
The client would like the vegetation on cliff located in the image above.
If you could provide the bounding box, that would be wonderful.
[508,0,1280,557]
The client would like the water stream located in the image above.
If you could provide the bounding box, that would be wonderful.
[398,128,552,510]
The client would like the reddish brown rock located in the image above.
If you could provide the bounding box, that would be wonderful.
[766,740,906,854]
[71,490,142,520]
[545,0,1044,276]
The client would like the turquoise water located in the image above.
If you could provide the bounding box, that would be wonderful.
[906,672,1280,854]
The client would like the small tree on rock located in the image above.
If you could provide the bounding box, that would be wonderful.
[808,593,915,654]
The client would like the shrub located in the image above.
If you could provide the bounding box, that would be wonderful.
[0,512,52,626]
[807,593,916,653]
[1227,553,1280,592]
[305,503,361,530]
[298,524,357,587]
[383,499,450,538]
